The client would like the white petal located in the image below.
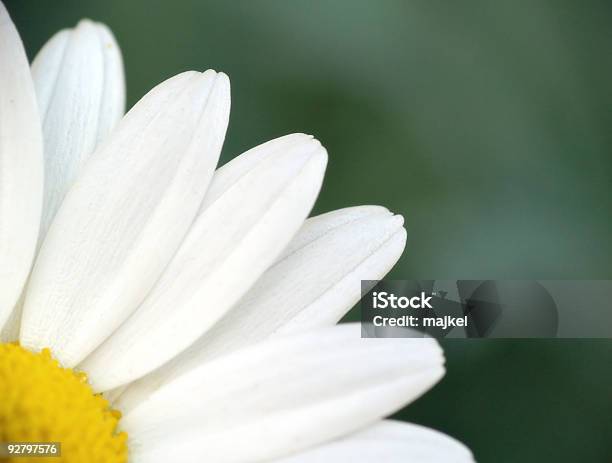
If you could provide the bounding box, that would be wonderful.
[118,205,406,409]
[82,134,327,391]
[1,21,126,341]
[122,324,445,463]
[32,19,125,240]
[270,207,406,334]
[0,3,44,330]
[20,70,230,366]
[275,420,474,463]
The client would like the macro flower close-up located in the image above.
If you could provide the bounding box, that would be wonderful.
[0,3,473,462]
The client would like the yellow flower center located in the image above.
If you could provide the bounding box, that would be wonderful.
[0,343,127,463]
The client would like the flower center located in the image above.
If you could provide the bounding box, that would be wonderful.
[0,343,127,463]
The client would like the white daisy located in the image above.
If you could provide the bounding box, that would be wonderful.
[0,4,473,463]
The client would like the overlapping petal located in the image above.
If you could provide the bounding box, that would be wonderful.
[122,324,445,463]
[32,19,125,240]
[83,134,327,391]
[20,70,230,366]
[117,205,406,408]
[0,19,126,342]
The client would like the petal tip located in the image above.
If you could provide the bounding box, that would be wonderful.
[76,18,96,28]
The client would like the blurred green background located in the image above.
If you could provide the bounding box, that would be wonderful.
[6,0,612,461]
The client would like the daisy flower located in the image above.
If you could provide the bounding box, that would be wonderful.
[0,4,473,463]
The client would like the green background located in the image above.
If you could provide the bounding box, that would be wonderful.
[6,1,612,461]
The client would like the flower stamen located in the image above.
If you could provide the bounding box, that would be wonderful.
[0,343,127,462]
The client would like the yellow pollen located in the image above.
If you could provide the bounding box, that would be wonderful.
[0,343,127,463]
